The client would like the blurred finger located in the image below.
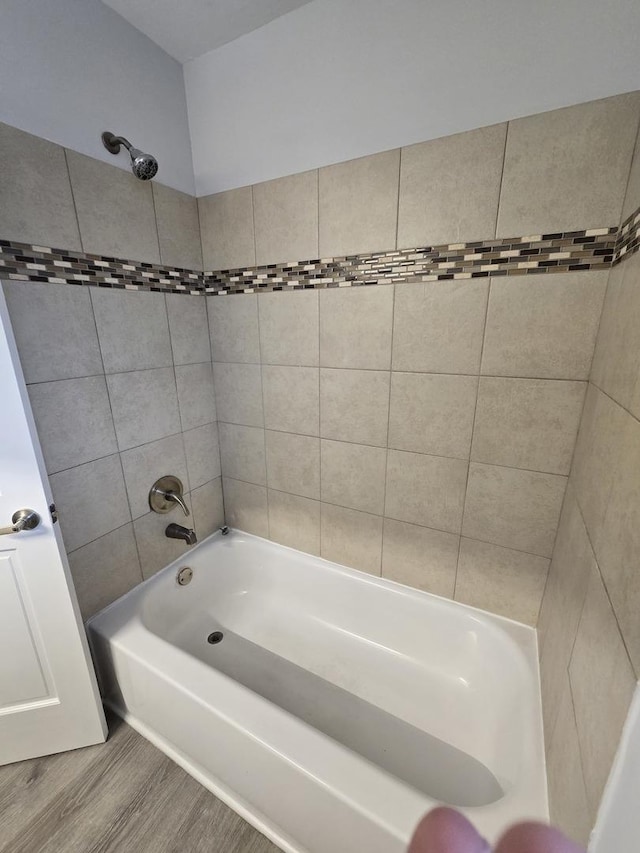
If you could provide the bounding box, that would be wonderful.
[496,822,585,853]
[408,807,491,853]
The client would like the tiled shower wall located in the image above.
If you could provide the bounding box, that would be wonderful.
[0,120,222,619]
[202,92,640,628]
[539,136,640,844]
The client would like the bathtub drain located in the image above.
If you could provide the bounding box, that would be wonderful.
[207,631,224,645]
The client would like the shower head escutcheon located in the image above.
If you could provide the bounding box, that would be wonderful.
[101,131,158,181]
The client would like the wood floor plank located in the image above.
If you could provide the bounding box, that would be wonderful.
[0,716,278,853]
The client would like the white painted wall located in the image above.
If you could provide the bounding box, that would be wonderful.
[0,0,195,195]
[185,0,640,196]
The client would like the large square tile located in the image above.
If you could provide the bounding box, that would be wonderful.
[381,519,458,598]
[320,368,389,447]
[253,170,318,265]
[213,362,263,427]
[166,293,211,366]
[266,431,320,499]
[398,123,506,248]
[208,294,260,364]
[67,151,160,263]
[258,291,319,366]
[263,365,319,435]
[389,373,477,459]
[268,490,320,556]
[320,504,383,576]
[471,377,586,474]
[91,288,172,373]
[152,183,203,270]
[0,123,80,248]
[481,272,607,379]
[198,187,255,271]
[3,282,103,383]
[67,523,142,620]
[28,376,117,474]
[183,423,221,490]
[192,478,224,540]
[120,433,189,520]
[569,565,636,819]
[222,478,268,538]
[319,149,400,257]
[320,285,393,369]
[462,463,566,557]
[321,439,386,514]
[385,450,467,533]
[497,93,640,236]
[107,367,181,451]
[50,454,131,552]
[392,281,488,374]
[175,362,217,430]
[455,538,549,625]
[218,423,266,485]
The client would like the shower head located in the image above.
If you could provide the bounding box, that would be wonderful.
[101,131,158,181]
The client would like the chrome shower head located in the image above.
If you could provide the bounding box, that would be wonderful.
[101,131,158,181]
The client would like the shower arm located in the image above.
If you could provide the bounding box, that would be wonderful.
[101,131,133,155]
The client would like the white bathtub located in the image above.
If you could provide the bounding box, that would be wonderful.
[88,529,547,853]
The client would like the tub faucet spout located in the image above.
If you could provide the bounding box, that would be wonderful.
[165,523,197,546]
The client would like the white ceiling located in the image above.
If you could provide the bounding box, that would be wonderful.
[101,0,313,62]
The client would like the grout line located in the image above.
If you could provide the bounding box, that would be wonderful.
[494,121,510,240]
[149,182,163,266]
[63,148,84,252]
[254,292,270,539]
[318,285,323,556]
[395,148,402,250]
[250,185,258,267]
[379,283,396,576]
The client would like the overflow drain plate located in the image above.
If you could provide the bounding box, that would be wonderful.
[207,631,224,645]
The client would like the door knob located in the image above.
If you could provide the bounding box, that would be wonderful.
[0,509,41,536]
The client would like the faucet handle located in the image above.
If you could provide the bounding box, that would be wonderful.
[149,475,191,516]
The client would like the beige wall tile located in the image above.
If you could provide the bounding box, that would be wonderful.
[320,284,393,369]
[175,362,217,430]
[268,490,320,556]
[456,538,549,625]
[622,127,640,222]
[537,487,595,739]
[3,281,103,384]
[253,170,318,265]
[321,439,386,514]
[389,373,477,459]
[392,281,488,374]
[191,477,225,540]
[107,367,181,452]
[320,503,383,575]
[398,123,506,248]
[51,454,131,552]
[152,183,203,270]
[222,478,268,538]
[208,293,260,364]
[68,523,142,620]
[471,377,586,475]
[0,123,81,249]
[266,431,320,499]
[320,368,390,447]
[497,93,640,236]
[183,423,221,490]
[546,677,592,847]
[571,385,627,557]
[67,151,160,263]
[213,362,263,427]
[385,450,467,533]
[166,293,211,366]
[198,186,255,271]
[263,365,319,435]
[258,290,319,366]
[28,376,117,474]
[218,423,266,485]
[462,463,566,557]
[120,433,190,520]
[381,519,458,598]
[481,272,607,380]
[133,505,196,578]
[597,409,640,675]
[569,564,636,819]
[319,149,400,257]
[591,254,640,412]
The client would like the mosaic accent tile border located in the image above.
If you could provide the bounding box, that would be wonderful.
[1,204,639,298]
[0,241,203,294]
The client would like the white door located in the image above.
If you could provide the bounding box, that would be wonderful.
[0,287,107,765]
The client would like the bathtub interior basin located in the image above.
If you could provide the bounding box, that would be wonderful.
[88,529,547,853]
